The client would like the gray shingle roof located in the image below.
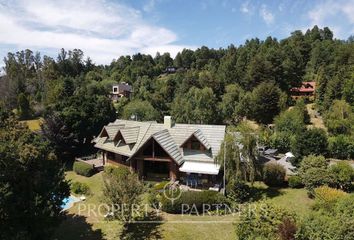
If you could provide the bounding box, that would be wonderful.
[120,127,139,144]
[192,129,211,149]
[94,119,226,165]
[152,129,184,165]
[103,124,124,139]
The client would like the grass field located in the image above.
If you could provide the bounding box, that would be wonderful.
[52,172,313,240]
[251,182,313,216]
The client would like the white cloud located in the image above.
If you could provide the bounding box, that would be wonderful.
[240,1,253,14]
[0,0,194,65]
[259,4,274,25]
[307,0,354,38]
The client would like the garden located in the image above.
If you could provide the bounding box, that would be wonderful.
[52,154,354,240]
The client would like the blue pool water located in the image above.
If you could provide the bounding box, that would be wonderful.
[61,196,78,210]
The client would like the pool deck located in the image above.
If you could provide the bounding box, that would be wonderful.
[61,195,81,211]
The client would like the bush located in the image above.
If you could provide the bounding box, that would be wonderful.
[226,179,250,203]
[328,135,354,160]
[73,161,94,177]
[278,218,298,240]
[298,155,331,194]
[274,107,306,134]
[236,202,296,240]
[291,128,328,165]
[270,132,293,153]
[296,195,354,240]
[263,163,286,187]
[329,161,354,191]
[103,165,130,178]
[160,190,228,214]
[288,175,303,188]
[313,186,347,210]
[70,181,91,195]
[325,100,354,135]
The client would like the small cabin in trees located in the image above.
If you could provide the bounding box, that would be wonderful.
[111,82,132,101]
[290,82,316,100]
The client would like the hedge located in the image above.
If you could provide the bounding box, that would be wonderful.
[73,161,94,177]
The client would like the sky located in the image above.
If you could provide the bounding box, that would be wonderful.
[0,0,353,67]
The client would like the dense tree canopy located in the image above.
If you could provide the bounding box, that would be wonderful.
[291,128,328,164]
[0,111,70,240]
[325,100,354,135]
[1,26,352,127]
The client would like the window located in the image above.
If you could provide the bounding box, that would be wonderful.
[113,87,118,93]
[191,140,200,150]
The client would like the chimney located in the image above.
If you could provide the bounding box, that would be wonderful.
[164,116,173,128]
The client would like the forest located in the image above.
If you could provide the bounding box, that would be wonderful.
[0,25,353,159]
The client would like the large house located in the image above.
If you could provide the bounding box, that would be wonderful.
[93,116,225,184]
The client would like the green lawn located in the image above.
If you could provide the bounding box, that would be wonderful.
[251,182,314,216]
[52,172,313,240]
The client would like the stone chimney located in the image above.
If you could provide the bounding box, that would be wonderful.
[164,116,173,128]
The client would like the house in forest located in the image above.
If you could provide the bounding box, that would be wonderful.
[290,81,316,100]
[163,66,177,74]
[111,82,132,101]
[93,116,225,186]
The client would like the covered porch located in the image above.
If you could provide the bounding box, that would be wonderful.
[134,157,178,181]
[179,161,221,190]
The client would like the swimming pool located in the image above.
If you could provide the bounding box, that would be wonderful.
[61,195,80,210]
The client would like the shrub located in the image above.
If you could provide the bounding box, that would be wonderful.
[329,161,354,191]
[73,161,94,177]
[325,100,354,135]
[291,128,328,165]
[313,186,347,210]
[160,190,228,214]
[328,135,354,160]
[274,108,306,134]
[298,155,331,194]
[296,195,354,240]
[103,165,130,178]
[236,202,296,240]
[270,132,293,153]
[226,179,250,203]
[70,181,91,195]
[263,163,286,187]
[288,175,303,188]
[278,218,298,240]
